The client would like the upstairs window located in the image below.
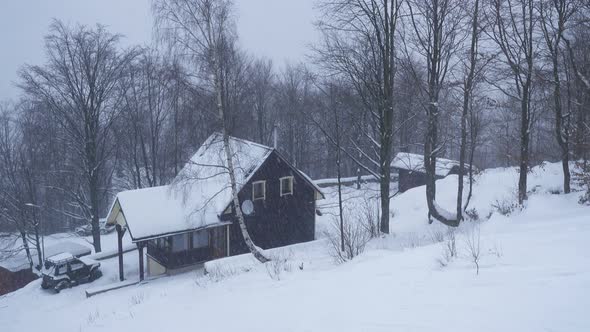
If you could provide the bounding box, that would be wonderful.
[280,176,294,196]
[252,180,266,201]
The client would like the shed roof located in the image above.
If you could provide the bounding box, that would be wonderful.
[108,133,322,242]
[391,152,460,177]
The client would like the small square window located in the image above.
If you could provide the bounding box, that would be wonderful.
[252,180,266,201]
[192,230,209,249]
[171,234,188,253]
[280,176,293,196]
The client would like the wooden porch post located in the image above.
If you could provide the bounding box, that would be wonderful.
[226,224,230,257]
[116,224,125,281]
[138,242,145,281]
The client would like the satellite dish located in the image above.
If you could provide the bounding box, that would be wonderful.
[241,200,254,215]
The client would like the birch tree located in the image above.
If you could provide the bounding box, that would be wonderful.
[153,0,269,262]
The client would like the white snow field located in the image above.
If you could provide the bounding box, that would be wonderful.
[0,162,589,332]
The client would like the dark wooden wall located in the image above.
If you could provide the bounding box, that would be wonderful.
[229,151,316,256]
[398,169,429,192]
[397,169,449,192]
[0,266,37,296]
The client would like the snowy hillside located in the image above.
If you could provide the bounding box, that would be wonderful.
[1,162,589,332]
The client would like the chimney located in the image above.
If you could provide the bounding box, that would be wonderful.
[273,125,278,149]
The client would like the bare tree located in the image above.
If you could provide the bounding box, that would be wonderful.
[250,58,274,145]
[154,0,269,262]
[539,0,580,194]
[405,0,465,226]
[307,81,351,251]
[0,103,44,268]
[457,0,482,219]
[487,0,537,205]
[464,223,482,275]
[315,0,403,234]
[18,21,136,252]
[119,49,174,189]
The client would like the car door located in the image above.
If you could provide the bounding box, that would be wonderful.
[68,259,87,282]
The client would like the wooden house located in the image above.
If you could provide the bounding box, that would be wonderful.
[106,133,323,281]
[391,152,464,193]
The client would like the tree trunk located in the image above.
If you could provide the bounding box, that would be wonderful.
[379,120,392,234]
[89,174,101,253]
[214,57,269,263]
[551,45,570,194]
[458,0,479,221]
[336,148,345,252]
[221,132,269,263]
[33,222,43,268]
[334,98,345,251]
[464,122,477,210]
[518,87,531,204]
[20,231,33,270]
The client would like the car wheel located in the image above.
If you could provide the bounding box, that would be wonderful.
[90,269,102,282]
[54,281,68,293]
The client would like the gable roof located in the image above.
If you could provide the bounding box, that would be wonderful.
[108,133,322,241]
[391,152,460,177]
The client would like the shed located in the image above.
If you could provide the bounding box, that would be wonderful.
[391,152,464,192]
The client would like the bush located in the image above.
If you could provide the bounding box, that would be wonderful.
[428,228,445,244]
[130,292,146,306]
[491,197,519,216]
[359,197,380,238]
[437,227,457,268]
[326,214,372,264]
[464,208,480,221]
[464,224,482,275]
[574,161,590,205]
[265,252,293,281]
[198,264,251,286]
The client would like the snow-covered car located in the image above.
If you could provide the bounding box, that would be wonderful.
[41,253,102,293]
[74,224,94,236]
[75,218,115,236]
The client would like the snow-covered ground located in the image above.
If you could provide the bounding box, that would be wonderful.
[0,228,133,272]
[0,162,589,331]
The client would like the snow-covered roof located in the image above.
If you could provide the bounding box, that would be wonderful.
[112,133,271,241]
[78,256,99,266]
[109,133,322,241]
[391,152,460,177]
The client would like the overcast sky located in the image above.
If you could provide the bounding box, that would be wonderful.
[0,0,317,100]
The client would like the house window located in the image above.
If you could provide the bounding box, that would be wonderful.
[280,176,294,196]
[252,180,266,201]
[192,230,209,249]
[171,234,188,252]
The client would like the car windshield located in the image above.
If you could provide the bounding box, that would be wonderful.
[50,264,67,276]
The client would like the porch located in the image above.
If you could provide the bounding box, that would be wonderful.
[115,223,230,282]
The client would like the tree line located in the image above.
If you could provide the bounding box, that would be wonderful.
[1,0,589,263]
